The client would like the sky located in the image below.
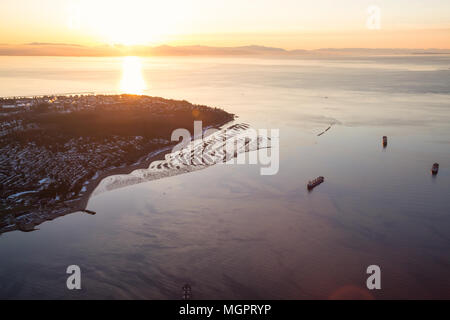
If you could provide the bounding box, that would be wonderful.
[0,0,449,50]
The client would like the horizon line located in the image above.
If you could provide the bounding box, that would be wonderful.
[1,43,450,57]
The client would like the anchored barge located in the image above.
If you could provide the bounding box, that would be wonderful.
[307,176,325,190]
[431,163,439,175]
[82,209,97,215]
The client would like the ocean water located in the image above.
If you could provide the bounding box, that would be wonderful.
[0,55,449,299]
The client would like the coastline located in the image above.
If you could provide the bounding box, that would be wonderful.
[69,144,174,216]
[1,118,234,235]
[76,117,235,212]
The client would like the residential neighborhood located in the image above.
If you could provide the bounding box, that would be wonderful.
[0,94,234,234]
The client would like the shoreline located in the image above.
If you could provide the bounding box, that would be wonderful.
[77,117,234,211]
[1,118,234,235]
[73,145,174,214]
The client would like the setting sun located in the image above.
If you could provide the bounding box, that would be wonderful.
[66,0,187,46]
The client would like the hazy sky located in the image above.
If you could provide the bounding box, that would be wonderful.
[1,0,450,49]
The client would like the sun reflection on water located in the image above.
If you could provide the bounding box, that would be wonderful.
[120,56,146,95]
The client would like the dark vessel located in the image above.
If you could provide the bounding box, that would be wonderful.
[307,176,324,190]
[431,163,439,175]
[382,136,388,147]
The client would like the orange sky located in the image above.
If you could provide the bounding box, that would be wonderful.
[1,0,450,51]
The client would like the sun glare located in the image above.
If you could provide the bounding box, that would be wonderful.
[120,56,146,95]
[72,0,184,46]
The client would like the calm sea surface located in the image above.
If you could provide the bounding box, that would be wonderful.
[0,55,449,299]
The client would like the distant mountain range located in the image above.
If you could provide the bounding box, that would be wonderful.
[1,43,449,57]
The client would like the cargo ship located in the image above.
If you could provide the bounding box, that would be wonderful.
[307,176,324,190]
[431,163,439,175]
